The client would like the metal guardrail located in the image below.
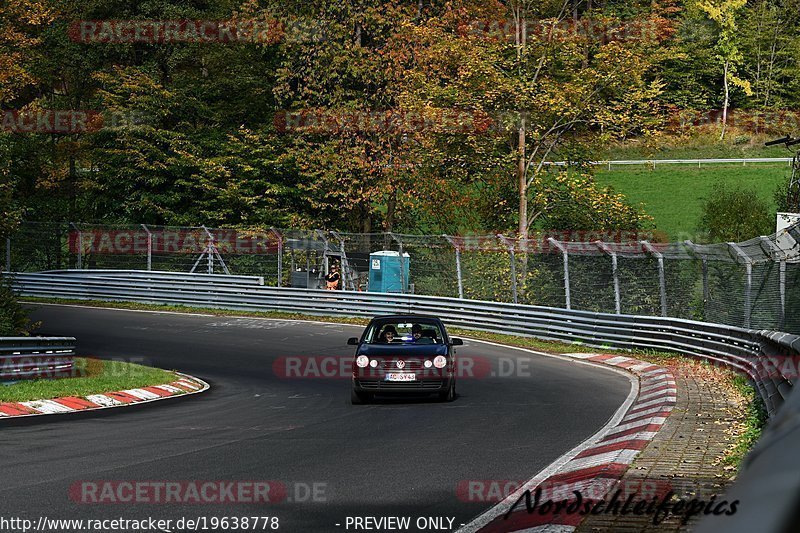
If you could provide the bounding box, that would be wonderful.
[0,336,76,380]
[9,270,795,415]
[697,333,800,533]
[37,269,265,285]
[9,269,800,530]
[545,157,793,168]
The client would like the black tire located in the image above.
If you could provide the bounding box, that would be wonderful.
[351,389,370,405]
[438,381,456,402]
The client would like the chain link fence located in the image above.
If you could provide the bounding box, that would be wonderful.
[4,221,800,334]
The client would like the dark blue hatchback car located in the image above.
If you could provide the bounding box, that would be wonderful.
[347,315,462,404]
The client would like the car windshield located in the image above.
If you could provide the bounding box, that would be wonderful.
[366,321,443,344]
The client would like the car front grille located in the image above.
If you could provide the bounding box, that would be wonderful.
[356,379,444,390]
[379,359,425,371]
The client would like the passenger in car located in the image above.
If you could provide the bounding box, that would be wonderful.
[379,325,399,343]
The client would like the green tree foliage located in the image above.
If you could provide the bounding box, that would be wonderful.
[2,0,797,236]
[0,277,36,336]
[395,0,665,235]
[694,0,752,139]
[739,0,800,108]
[0,137,23,237]
[698,181,774,242]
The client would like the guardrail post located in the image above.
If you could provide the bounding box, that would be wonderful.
[498,234,518,304]
[547,237,571,309]
[728,242,753,329]
[744,261,753,329]
[70,223,82,269]
[399,241,405,293]
[595,241,622,315]
[271,228,283,287]
[141,224,152,271]
[443,235,464,299]
[5,236,10,272]
[684,240,708,318]
[597,242,621,314]
[759,235,787,330]
[642,241,668,317]
[389,233,406,294]
[207,229,213,274]
[331,230,356,291]
[315,229,330,276]
[612,253,620,314]
[780,260,786,330]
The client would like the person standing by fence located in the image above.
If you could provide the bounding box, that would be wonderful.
[325,266,340,290]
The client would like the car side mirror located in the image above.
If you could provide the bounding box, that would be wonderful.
[347,337,360,346]
[450,337,464,346]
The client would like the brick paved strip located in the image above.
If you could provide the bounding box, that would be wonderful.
[573,360,746,533]
[465,353,678,533]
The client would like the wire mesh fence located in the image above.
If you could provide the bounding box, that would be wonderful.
[4,221,800,334]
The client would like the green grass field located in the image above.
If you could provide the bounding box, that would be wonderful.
[601,129,794,161]
[0,357,179,402]
[602,143,791,161]
[594,163,789,240]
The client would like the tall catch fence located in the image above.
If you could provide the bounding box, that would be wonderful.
[4,221,800,334]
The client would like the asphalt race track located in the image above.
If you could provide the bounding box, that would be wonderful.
[1,304,631,532]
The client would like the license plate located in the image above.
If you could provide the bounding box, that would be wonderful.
[385,373,416,382]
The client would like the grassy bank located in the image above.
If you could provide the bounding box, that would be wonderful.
[0,357,179,403]
[594,163,788,239]
[602,130,794,161]
[721,375,768,469]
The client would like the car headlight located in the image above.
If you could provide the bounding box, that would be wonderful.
[356,355,369,368]
[423,360,433,368]
[369,359,378,368]
[433,355,447,369]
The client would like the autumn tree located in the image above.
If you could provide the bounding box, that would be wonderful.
[0,0,54,235]
[396,0,663,236]
[694,0,753,139]
[265,1,429,232]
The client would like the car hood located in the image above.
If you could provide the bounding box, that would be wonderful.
[358,344,448,357]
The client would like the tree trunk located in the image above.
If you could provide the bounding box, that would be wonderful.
[361,205,371,234]
[764,21,780,108]
[517,115,527,239]
[69,153,77,220]
[515,11,529,300]
[721,60,730,141]
[385,187,396,233]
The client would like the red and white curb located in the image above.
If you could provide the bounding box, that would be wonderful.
[460,352,677,533]
[0,373,209,418]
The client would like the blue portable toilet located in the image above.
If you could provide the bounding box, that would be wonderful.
[368,250,410,293]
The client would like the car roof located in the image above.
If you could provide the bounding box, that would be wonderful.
[369,315,443,323]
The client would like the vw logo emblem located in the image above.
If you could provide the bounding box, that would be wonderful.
[396,360,405,369]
